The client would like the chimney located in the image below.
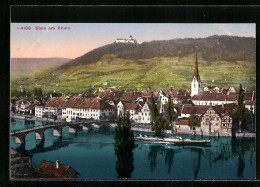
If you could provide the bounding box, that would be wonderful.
[56,160,60,169]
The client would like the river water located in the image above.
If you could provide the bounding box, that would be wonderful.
[10,118,255,179]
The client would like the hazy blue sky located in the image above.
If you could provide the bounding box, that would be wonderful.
[11,23,255,59]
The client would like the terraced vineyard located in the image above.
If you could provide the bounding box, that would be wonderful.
[11,53,256,94]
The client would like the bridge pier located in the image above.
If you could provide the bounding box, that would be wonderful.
[53,128,62,136]
[15,134,26,144]
[81,125,89,131]
[35,131,44,140]
[69,127,76,133]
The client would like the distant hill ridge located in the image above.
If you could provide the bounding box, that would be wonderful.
[11,57,71,78]
[61,35,255,69]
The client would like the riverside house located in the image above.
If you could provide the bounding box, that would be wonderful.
[35,97,67,119]
[200,103,237,133]
[62,97,116,122]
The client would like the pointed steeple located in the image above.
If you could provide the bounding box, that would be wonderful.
[193,52,200,81]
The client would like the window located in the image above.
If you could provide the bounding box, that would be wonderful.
[194,84,196,88]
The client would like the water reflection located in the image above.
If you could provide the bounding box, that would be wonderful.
[145,137,255,178]
[16,136,69,155]
[10,119,255,179]
[165,149,174,174]
[148,145,161,172]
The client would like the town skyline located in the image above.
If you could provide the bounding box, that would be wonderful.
[11,23,255,59]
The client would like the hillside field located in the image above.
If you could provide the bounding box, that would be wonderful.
[11,53,256,94]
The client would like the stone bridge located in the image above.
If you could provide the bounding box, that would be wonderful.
[11,120,108,144]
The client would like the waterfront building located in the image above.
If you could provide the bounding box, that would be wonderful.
[201,107,222,134]
[125,102,140,121]
[62,97,116,122]
[15,99,30,114]
[190,53,202,97]
[35,106,44,118]
[136,102,151,124]
[175,117,190,131]
[200,103,237,133]
[34,160,78,178]
[25,103,37,115]
[38,97,67,119]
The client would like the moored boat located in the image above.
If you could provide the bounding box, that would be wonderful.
[135,134,211,146]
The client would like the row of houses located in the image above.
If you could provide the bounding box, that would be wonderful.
[176,103,237,133]
[11,86,255,135]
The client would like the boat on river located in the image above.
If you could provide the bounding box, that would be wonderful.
[135,134,211,146]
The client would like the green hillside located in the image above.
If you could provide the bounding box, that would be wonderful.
[11,53,256,94]
[11,35,256,95]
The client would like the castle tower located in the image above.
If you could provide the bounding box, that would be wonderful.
[190,53,202,96]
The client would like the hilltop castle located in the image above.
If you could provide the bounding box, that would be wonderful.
[115,35,137,44]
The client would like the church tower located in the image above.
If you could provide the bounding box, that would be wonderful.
[191,53,202,96]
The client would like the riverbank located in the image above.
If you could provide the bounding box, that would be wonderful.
[11,114,255,138]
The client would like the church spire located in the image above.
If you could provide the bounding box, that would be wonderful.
[193,52,200,81]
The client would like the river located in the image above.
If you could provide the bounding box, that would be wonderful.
[10,118,255,179]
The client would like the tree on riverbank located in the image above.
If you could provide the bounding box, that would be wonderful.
[188,115,201,130]
[150,94,173,135]
[236,84,245,132]
[166,94,174,129]
[114,112,135,178]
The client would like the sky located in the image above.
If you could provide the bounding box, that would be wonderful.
[11,23,255,59]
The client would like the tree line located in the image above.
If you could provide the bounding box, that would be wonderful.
[149,94,174,135]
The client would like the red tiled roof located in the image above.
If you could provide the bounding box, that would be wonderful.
[175,95,191,101]
[26,103,37,110]
[244,92,254,101]
[125,103,138,110]
[133,91,143,99]
[120,91,133,102]
[244,100,255,105]
[101,89,122,100]
[63,97,115,110]
[213,103,237,117]
[171,89,179,96]
[34,160,78,178]
[44,97,66,108]
[142,90,154,97]
[182,105,210,115]
[83,93,98,98]
[190,93,238,101]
